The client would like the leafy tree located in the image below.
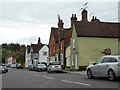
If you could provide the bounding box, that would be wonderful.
[16,47,26,64]
[2,49,10,63]
[2,43,21,63]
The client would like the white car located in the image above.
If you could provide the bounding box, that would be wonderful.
[36,64,47,72]
[10,64,16,68]
[86,55,120,81]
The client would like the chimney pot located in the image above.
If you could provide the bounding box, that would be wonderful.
[70,14,77,28]
[92,16,94,19]
[81,9,88,22]
[72,14,74,17]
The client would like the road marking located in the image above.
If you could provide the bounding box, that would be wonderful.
[62,80,73,83]
[73,82,90,86]
[43,76,54,80]
[61,80,90,86]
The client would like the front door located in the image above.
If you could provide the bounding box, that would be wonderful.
[75,54,77,69]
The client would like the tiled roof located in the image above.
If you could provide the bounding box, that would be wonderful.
[74,21,120,38]
[51,27,71,43]
[31,44,44,53]
[6,51,16,58]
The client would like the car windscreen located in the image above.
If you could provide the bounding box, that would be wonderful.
[52,62,61,65]
[18,64,22,65]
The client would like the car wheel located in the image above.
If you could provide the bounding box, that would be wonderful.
[39,69,41,72]
[49,69,52,73]
[47,70,49,73]
[108,70,116,81]
[87,69,94,79]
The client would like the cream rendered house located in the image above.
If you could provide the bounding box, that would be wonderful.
[25,45,31,67]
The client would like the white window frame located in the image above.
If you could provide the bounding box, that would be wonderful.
[73,39,75,49]
[61,42,62,50]
[60,54,63,65]
[72,54,74,66]
[69,46,71,53]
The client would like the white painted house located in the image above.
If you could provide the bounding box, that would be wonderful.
[25,45,31,67]
[38,45,48,64]
[29,37,48,66]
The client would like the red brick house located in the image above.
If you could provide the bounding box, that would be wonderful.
[48,15,76,68]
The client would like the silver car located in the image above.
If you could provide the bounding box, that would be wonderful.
[86,55,120,81]
[0,66,6,73]
[36,64,47,72]
[47,61,62,73]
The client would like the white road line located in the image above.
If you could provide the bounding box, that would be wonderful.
[73,82,91,86]
[62,80,73,83]
[43,76,54,80]
[61,80,90,86]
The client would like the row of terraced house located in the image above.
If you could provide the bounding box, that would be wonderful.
[6,9,120,70]
[48,9,120,70]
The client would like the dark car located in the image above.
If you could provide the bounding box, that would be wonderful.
[36,64,47,72]
[16,63,23,69]
[29,65,34,71]
[2,64,8,72]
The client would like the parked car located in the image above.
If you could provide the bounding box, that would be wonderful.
[47,61,62,73]
[29,65,34,71]
[6,64,10,67]
[36,64,47,72]
[86,55,120,81]
[2,64,8,72]
[10,64,16,68]
[16,63,23,69]
[0,66,6,73]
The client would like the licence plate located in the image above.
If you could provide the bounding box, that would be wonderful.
[55,66,59,68]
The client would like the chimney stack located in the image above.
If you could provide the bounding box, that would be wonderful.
[38,37,41,44]
[58,15,64,28]
[81,9,88,22]
[70,14,77,28]
[92,16,94,20]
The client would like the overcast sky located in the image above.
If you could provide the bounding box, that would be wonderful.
[0,0,119,45]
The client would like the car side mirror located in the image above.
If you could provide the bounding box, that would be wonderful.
[93,62,96,65]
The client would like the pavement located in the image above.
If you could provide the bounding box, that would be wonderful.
[62,70,87,75]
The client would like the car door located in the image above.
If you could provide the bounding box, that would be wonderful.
[100,57,111,76]
[91,57,103,76]
[101,57,118,77]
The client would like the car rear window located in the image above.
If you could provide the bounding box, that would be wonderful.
[52,62,61,65]
[38,64,46,66]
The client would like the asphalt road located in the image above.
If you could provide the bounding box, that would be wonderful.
[2,68,120,89]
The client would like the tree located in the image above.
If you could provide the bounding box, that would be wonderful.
[2,49,10,63]
[16,47,26,64]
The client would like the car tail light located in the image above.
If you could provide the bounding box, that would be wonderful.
[51,63,53,68]
[60,62,62,67]
[117,63,120,66]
